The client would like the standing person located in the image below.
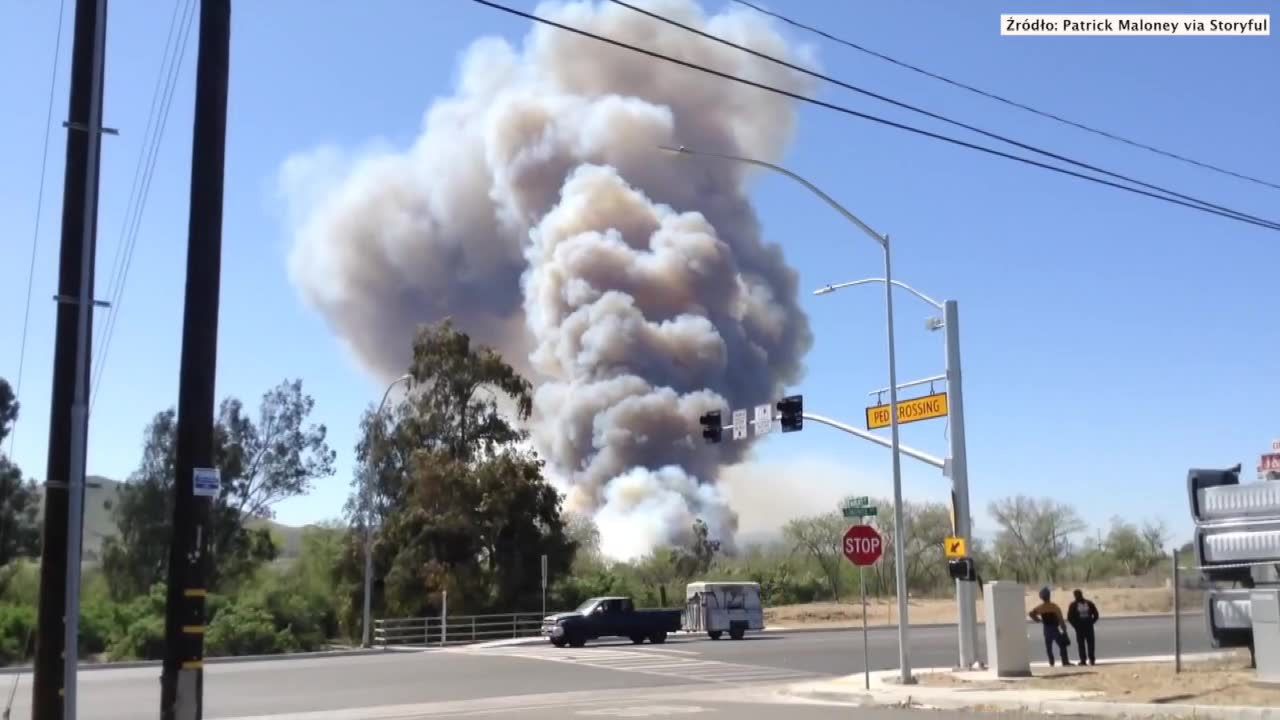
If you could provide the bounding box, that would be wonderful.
[1067,589,1100,665]
[1028,586,1071,667]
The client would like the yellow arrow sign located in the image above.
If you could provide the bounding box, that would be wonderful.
[865,392,949,430]
[944,536,967,559]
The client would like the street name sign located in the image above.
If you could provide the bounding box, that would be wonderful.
[866,392,949,430]
[843,525,884,566]
[843,506,878,519]
[944,536,967,559]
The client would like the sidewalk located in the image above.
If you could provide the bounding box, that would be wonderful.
[784,653,1279,719]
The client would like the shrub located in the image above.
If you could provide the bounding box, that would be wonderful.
[0,604,36,666]
[0,560,40,605]
[206,602,297,657]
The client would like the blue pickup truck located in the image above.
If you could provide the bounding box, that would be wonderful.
[541,596,681,648]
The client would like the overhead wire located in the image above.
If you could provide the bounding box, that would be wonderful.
[90,0,197,413]
[9,0,69,459]
[468,0,1280,233]
[730,0,1280,193]
[607,0,1278,229]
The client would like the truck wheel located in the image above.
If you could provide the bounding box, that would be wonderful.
[629,634,646,644]
[550,637,567,648]
[708,631,722,640]
[729,628,745,640]
[648,631,667,644]
[568,633,587,648]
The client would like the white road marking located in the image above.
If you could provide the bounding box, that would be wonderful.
[469,644,818,685]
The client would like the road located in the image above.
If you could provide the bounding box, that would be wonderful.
[2,616,1201,719]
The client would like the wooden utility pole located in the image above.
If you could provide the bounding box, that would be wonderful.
[31,0,110,716]
[159,1,231,718]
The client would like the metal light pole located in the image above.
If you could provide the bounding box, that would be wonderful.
[362,373,414,648]
[661,144,913,683]
[814,279,979,669]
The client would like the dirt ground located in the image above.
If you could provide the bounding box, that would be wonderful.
[913,651,1280,707]
[765,586,1192,628]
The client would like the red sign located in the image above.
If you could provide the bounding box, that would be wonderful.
[1261,453,1280,473]
[843,525,883,566]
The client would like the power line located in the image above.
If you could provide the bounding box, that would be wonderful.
[91,0,197,413]
[469,0,1280,233]
[609,0,1276,229]
[9,0,69,459]
[730,0,1280,193]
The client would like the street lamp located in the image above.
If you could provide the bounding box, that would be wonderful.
[660,144,915,684]
[361,372,414,648]
[814,278,980,670]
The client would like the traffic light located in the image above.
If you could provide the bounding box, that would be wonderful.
[947,557,976,582]
[776,395,803,432]
[699,410,722,444]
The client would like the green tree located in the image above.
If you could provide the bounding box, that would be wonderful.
[101,380,335,598]
[342,321,574,622]
[0,377,41,575]
[988,496,1086,584]
[1104,517,1168,576]
[783,512,845,601]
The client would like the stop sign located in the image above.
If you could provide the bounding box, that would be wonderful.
[843,525,883,566]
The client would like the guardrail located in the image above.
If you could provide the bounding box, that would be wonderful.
[373,612,553,647]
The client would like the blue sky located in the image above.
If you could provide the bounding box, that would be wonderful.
[1,0,1276,548]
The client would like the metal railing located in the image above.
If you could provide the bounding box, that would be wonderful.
[373,611,552,647]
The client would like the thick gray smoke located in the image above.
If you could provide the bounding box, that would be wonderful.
[280,0,816,559]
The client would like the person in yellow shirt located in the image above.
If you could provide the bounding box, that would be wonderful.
[1028,586,1072,667]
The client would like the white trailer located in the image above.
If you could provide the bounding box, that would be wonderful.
[682,581,764,640]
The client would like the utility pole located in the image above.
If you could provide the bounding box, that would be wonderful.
[159,2,231,719]
[31,0,111,717]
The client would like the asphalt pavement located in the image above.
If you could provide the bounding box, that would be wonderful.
[1,616,1201,719]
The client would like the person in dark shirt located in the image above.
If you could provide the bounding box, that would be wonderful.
[1067,588,1100,666]
[1028,586,1071,667]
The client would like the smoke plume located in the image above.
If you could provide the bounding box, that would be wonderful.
[280,0,815,559]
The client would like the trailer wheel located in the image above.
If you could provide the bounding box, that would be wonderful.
[630,634,646,644]
[729,627,745,640]
[708,631,722,640]
[648,631,668,644]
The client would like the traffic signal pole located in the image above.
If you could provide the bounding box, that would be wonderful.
[160,2,230,718]
[943,300,980,670]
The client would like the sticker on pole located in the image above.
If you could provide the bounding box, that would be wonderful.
[193,467,220,498]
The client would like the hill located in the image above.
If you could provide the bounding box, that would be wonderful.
[74,476,307,560]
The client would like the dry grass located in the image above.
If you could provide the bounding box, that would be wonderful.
[765,586,1195,628]
[914,651,1279,707]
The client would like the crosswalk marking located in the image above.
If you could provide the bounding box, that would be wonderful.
[464,644,818,685]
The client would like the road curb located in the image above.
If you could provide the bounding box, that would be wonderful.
[786,685,1278,719]
[766,611,1188,635]
[784,653,1265,720]
[0,647,414,676]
